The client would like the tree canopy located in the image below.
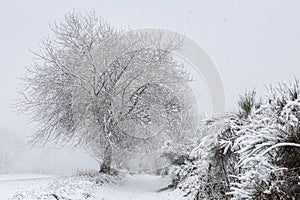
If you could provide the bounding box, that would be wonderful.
[17,12,197,173]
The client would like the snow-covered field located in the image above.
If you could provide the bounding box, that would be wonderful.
[0,173,185,200]
[0,174,55,199]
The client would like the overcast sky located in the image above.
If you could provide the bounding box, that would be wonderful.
[0,0,299,172]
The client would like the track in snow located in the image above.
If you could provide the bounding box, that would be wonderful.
[95,174,184,200]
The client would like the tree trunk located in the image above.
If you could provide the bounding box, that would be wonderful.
[97,98,114,174]
[99,141,112,174]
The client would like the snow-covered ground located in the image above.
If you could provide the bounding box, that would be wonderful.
[0,174,55,199]
[0,173,185,200]
[96,174,184,200]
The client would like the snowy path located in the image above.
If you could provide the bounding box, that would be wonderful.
[95,174,185,200]
[0,173,185,200]
[0,174,55,199]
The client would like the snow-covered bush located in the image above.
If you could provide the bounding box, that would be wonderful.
[160,135,197,188]
[167,79,300,200]
[230,80,300,199]
[165,115,242,199]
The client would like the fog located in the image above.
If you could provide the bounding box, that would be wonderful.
[0,0,300,174]
[0,128,98,174]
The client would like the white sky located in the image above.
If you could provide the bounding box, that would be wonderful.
[0,0,299,172]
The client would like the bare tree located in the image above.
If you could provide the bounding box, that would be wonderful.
[17,12,193,173]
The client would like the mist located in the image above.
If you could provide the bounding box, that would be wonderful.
[0,1,300,199]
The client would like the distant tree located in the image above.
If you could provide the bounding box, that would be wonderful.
[16,12,193,173]
[0,130,20,174]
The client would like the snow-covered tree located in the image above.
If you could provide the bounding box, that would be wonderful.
[17,12,193,173]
